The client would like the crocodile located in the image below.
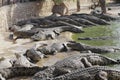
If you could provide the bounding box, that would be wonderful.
[9,24,34,32]
[32,53,119,80]
[30,30,57,41]
[35,20,84,30]
[11,13,112,31]
[24,42,68,62]
[14,18,54,28]
[64,15,98,27]
[71,13,110,25]
[13,53,37,67]
[12,29,37,43]
[67,41,120,53]
[39,14,110,28]
[36,42,68,55]
[0,66,47,80]
[78,36,117,40]
[0,53,37,69]
[12,26,84,42]
[39,66,120,80]
[91,10,119,21]
[24,48,45,62]
[45,16,86,27]
[13,17,83,30]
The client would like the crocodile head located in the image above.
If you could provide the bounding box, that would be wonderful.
[31,31,45,41]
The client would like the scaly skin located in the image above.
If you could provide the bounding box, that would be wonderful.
[32,53,119,80]
[71,13,110,25]
[91,10,118,21]
[65,15,98,27]
[0,66,47,79]
[67,42,120,53]
[13,26,84,42]
[49,66,120,80]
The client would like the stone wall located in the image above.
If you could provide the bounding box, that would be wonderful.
[0,0,114,31]
[0,1,54,31]
[0,0,77,31]
[0,0,2,7]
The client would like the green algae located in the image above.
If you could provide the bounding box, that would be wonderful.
[72,21,120,46]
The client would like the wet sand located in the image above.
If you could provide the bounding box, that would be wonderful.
[0,31,73,66]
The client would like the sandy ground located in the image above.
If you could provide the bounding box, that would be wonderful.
[0,31,73,66]
[0,32,33,58]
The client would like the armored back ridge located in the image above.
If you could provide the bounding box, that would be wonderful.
[32,53,119,80]
[49,66,120,80]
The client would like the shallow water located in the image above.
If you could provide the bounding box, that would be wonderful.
[72,20,120,69]
[73,21,120,46]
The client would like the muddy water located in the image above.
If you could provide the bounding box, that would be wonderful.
[72,20,120,69]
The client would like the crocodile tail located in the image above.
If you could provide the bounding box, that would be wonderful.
[33,66,55,80]
[0,66,47,79]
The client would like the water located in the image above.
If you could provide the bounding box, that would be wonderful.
[72,20,120,69]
